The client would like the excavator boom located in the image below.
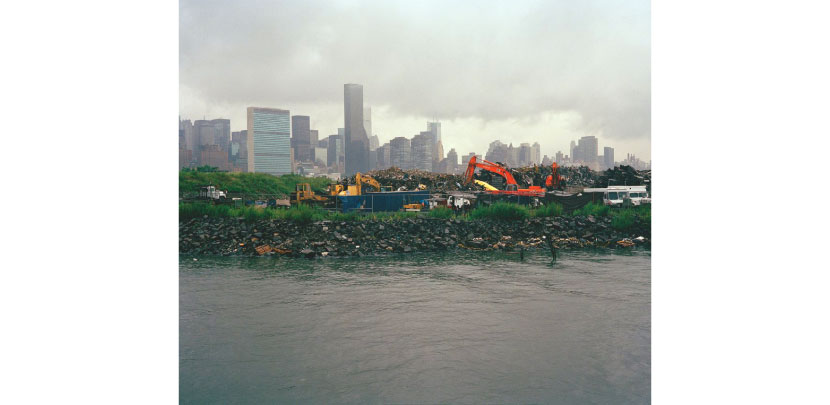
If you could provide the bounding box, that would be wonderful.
[463,156,544,197]
[463,156,518,186]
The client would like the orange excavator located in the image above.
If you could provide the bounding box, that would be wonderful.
[545,162,566,190]
[463,156,546,197]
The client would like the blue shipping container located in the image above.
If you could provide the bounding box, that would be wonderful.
[336,191,431,213]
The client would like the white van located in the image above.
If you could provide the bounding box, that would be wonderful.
[604,186,629,207]
[625,185,651,206]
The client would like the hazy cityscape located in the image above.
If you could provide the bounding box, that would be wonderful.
[179,82,651,179]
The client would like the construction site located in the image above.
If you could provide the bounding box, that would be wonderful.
[186,157,653,214]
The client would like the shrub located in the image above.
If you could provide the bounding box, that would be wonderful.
[611,209,636,230]
[468,202,529,221]
[572,202,610,217]
[284,204,325,224]
[428,206,454,219]
[533,203,563,217]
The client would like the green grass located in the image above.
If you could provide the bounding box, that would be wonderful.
[468,202,529,221]
[610,205,651,230]
[611,209,636,230]
[532,203,563,217]
[179,171,332,196]
[428,206,455,219]
[572,202,610,217]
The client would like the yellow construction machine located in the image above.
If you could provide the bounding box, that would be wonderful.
[330,173,383,196]
[290,183,329,206]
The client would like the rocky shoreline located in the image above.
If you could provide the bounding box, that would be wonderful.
[180,215,650,258]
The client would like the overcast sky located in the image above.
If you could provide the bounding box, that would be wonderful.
[180,0,650,161]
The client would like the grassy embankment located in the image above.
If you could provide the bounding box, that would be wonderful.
[179,171,332,196]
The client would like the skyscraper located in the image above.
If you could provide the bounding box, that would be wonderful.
[532,142,541,165]
[326,134,344,170]
[247,107,291,175]
[604,146,615,169]
[445,148,458,174]
[426,121,442,167]
[363,106,372,146]
[578,136,599,166]
[376,143,391,169]
[411,133,433,171]
[291,115,311,162]
[344,84,369,175]
[390,137,411,170]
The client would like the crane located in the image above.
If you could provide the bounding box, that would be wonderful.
[463,156,546,197]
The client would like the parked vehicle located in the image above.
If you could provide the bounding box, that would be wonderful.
[601,185,650,207]
[199,185,228,201]
[624,185,651,206]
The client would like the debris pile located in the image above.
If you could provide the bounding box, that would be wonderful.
[595,166,651,189]
[361,167,478,192]
[179,214,650,258]
[341,165,650,193]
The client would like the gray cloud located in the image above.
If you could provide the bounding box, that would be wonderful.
[181,0,649,150]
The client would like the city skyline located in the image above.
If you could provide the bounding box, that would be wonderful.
[180,0,651,161]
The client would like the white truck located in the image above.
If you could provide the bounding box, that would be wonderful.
[198,185,228,201]
[583,185,651,207]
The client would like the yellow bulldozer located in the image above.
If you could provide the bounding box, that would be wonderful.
[290,183,330,206]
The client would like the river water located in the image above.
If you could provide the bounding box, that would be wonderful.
[180,250,650,404]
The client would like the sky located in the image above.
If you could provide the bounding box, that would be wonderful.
[180,0,650,162]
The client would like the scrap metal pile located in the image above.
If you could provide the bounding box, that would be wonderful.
[362,167,480,192]
[355,165,650,193]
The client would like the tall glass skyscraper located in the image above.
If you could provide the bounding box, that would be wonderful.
[344,84,369,175]
[247,107,291,175]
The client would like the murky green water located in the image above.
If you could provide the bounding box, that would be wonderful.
[180,250,650,404]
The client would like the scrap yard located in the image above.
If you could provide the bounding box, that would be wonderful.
[179,159,652,258]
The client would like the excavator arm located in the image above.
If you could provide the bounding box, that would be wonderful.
[355,172,381,194]
[463,156,518,186]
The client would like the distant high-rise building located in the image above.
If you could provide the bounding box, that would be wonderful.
[532,142,541,165]
[390,137,411,170]
[578,136,598,166]
[519,143,532,166]
[604,147,615,169]
[363,107,373,147]
[555,151,564,165]
[376,143,391,169]
[179,118,195,152]
[445,148,458,174]
[291,115,311,162]
[411,133,433,171]
[369,134,379,151]
[542,155,553,166]
[569,140,577,162]
[344,84,369,175]
[426,121,442,167]
[310,129,318,146]
[327,134,344,170]
[247,107,291,175]
[231,130,248,172]
[313,147,328,166]
[199,144,231,171]
[193,119,230,165]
